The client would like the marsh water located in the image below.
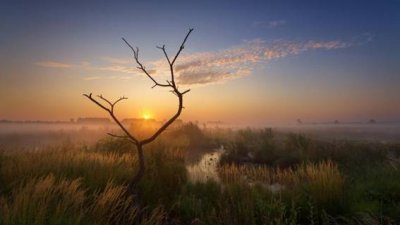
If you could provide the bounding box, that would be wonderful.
[186,147,224,183]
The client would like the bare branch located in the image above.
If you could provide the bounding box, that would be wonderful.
[109,113,139,144]
[157,44,171,65]
[95,95,128,112]
[169,90,178,97]
[87,29,193,146]
[97,94,113,107]
[142,94,183,145]
[122,28,193,92]
[182,89,191,95]
[141,29,194,144]
[164,28,194,88]
[122,37,137,58]
[84,29,194,200]
[113,96,128,107]
[83,93,138,144]
[122,37,170,88]
[83,93,110,113]
[171,28,194,65]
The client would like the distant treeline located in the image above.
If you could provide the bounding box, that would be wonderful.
[0,117,180,125]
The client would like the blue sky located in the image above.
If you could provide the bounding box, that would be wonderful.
[1,0,399,123]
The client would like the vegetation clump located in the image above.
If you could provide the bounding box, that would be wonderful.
[1,125,400,224]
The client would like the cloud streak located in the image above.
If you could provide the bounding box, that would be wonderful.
[35,59,142,80]
[35,34,373,85]
[83,76,101,81]
[35,61,73,68]
[253,20,287,28]
[172,35,373,85]
[83,75,133,81]
[100,57,131,65]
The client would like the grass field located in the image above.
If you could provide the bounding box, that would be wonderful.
[1,123,400,225]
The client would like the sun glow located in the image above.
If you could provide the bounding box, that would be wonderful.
[142,112,152,120]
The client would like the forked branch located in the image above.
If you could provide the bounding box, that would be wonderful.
[172,28,193,65]
[83,93,138,144]
[84,28,193,147]
[122,38,170,88]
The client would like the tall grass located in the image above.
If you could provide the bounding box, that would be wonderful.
[219,161,343,188]
[0,144,135,192]
[218,161,345,215]
[1,126,400,224]
[0,175,166,225]
[0,137,184,225]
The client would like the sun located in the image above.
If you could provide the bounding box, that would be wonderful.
[142,113,152,120]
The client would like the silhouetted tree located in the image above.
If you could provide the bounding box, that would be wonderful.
[83,29,193,203]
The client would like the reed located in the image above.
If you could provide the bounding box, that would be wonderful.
[1,127,399,224]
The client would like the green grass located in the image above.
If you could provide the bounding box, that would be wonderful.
[1,125,400,224]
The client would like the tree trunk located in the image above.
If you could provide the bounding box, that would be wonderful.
[127,143,145,205]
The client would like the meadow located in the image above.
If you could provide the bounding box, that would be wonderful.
[1,123,400,225]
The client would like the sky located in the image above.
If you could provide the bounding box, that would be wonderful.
[0,0,399,125]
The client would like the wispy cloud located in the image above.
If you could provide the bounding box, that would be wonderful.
[83,76,101,81]
[79,63,141,80]
[253,20,286,28]
[36,34,373,85]
[83,75,133,81]
[100,57,131,64]
[109,75,132,80]
[35,61,73,68]
[95,65,137,74]
[35,59,141,80]
[172,34,373,85]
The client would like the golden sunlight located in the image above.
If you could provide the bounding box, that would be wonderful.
[142,112,152,120]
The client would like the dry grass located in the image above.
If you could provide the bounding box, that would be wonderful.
[0,174,166,225]
[0,141,184,225]
[218,160,344,204]
[219,161,342,185]
[1,127,399,224]
[0,145,136,191]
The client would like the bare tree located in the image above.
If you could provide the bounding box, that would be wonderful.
[83,28,193,200]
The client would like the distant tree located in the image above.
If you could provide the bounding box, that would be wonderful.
[83,29,193,204]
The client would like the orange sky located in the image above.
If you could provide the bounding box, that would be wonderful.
[1,1,400,125]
